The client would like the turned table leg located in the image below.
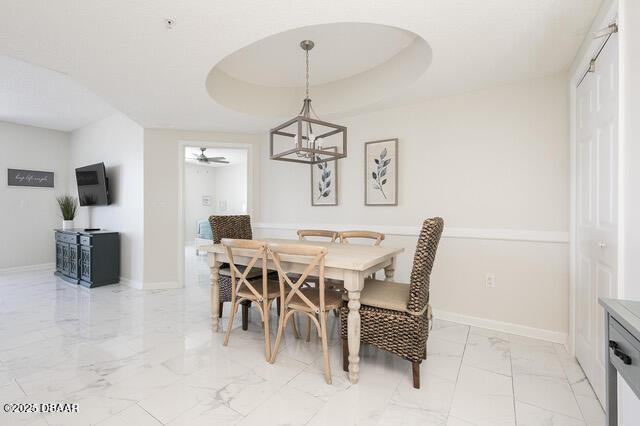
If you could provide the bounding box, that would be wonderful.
[384,256,396,281]
[209,255,221,332]
[344,270,365,384]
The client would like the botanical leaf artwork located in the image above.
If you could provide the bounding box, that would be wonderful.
[371,147,391,199]
[316,160,332,200]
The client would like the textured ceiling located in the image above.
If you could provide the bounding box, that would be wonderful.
[0,0,602,132]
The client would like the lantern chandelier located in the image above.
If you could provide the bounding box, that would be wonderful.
[269,40,347,164]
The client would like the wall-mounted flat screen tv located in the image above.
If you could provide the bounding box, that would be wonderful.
[76,162,111,206]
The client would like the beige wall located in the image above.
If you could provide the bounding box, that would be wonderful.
[257,73,570,337]
[143,129,261,287]
[0,121,70,270]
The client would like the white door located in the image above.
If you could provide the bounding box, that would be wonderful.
[575,32,618,404]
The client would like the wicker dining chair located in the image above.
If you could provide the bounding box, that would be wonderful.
[339,217,444,389]
[269,243,342,384]
[209,215,261,330]
[221,239,281,361]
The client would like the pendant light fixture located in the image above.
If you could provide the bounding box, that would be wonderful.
[269,40,347,164]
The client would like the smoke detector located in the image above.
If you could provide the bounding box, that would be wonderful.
[164,18,176,29]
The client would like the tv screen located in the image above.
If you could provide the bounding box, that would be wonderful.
[75,163,110,206]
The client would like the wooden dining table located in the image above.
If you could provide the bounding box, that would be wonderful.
[204,238,404,384]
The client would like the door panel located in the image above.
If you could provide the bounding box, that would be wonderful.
[574,33,618,404]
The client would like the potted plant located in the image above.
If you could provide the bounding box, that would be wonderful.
[56,195,78,230]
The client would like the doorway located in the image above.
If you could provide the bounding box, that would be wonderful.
[181,144,249,288]
[573,29,618,403]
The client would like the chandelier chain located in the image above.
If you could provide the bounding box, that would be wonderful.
[305,48,310,100]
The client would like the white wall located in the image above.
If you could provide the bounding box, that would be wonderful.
[0,121,70,270]
[69,113,144,285]
[257,73,570,338]
[215,163,247,215]
[619,0,640,422]
[184,163,217,241]
[143,129,260,287]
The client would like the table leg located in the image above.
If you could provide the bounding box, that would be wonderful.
[384,256,397,281]
[344,270,365,384]
[209,255,221,332]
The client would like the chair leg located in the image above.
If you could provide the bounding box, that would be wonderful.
[224,300,237,346]
[423,343,427,359]
[319,311,332,384]
[276,298,281,316]
[262,300,271,361]
[270,311,289,364]
[342,338,349,372]
[218,302,223,318]
[412,362,421,389]
[241,301,249,331]
[306,315,312,342]
[291,313,300,339]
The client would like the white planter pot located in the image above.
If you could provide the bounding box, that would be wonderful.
[62,220,74,230]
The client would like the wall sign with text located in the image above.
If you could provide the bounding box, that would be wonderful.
[7,169,55,188]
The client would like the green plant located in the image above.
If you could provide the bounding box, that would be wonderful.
[56,195,78,220]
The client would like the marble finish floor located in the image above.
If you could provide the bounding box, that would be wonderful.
[0,250,604,425]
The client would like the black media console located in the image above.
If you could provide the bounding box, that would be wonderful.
[54,229,120,288]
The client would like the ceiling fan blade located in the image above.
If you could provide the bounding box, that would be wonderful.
[192,153,200,158]
[211,160,230,164]
[205,157,227,161]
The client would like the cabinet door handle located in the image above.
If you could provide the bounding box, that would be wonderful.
[609,340,618,349]
[614,348,632,365]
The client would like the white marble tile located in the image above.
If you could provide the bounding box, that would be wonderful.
[515,401,586,425]
[97,404,162,425]
[378,403,448,425]
[0,255,604,426]
[572,379,605,425]
[449,365,515,425]
[462,333,511,376]
[238,383,324,426]
[514,373,583,419]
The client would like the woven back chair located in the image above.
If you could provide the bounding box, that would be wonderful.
[221,239,280,361]
[268,243,341,384]
[339,217,444,388]
[208,215,256,329]
[209,215,253,243]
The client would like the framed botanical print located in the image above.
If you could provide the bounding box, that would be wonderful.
[364,138,398,206]
[311,146,338,206]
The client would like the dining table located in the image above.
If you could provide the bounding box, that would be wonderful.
[204,238,404,384]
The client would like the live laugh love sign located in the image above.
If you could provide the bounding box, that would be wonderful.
[7,169,54,188]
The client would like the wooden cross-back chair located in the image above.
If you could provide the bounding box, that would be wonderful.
[297,229,338,242]
[339,230,385,246]
[221,238,282,361]
[268,243,342,384]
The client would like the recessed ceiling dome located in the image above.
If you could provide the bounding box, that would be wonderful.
[207,22,432,118]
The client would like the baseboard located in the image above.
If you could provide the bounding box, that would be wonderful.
[140,281,183,290]
[119,278,182,290]
[119,277,143,289]
[434,309,568,344]
[0,263,55,275]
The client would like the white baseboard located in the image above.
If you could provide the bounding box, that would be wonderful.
[119,278,182,290]
[0,263,55,275]
[140,281,183,290]
[434,309,568,344]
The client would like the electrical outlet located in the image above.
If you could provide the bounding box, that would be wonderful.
[485,274,496,288]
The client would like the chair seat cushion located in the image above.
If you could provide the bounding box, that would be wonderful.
[219,267,264,280]
[237,280,282,300]
[289,288,342,312]
[349,279,410,313]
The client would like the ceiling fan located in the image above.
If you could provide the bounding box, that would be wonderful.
[192,147,229,164]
